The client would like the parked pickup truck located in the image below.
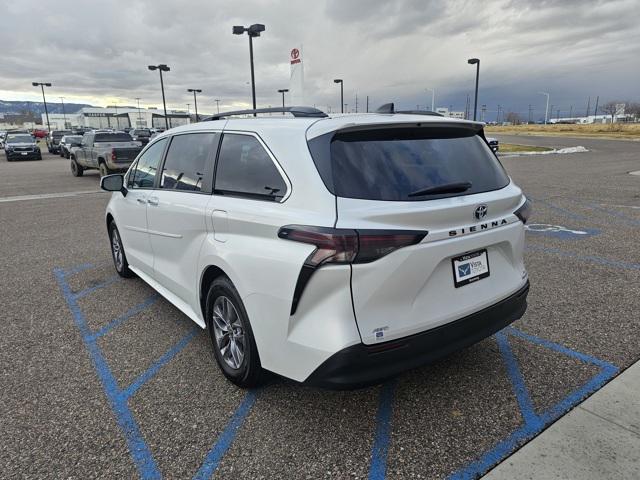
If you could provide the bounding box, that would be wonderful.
[70,131,142,177]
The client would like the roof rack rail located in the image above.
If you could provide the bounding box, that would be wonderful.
[374,102,443,117]
[203,106,328,121]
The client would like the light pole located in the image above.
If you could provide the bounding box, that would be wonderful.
[333,79,344,113]
[277,89,289,114]
[59,97,67,129]
[148,64,170,129]
[214,99,221,114]
[187,88,202,122]
[135,97,143,127]
[467,58,480,121]
[539,92,550,124]
[233,24,265,116]
[425,88,435,111]
[186,103,190,116]
[32,82,51,131]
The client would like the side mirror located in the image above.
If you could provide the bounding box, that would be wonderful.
[100,174,127,196]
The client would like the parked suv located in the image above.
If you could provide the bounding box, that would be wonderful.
[47,130,72,153]
[4,133,41,161]
[70,131,142,177]
[59,135,83,158]
[101,108,530,389]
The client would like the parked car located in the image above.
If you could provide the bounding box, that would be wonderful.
[129,128,151,146]
[59,135,83,158]
[46,130,72,153]
[486,137,499,152]
[70,131,142,177]
[100,108,530,389]
[4,133,42,161]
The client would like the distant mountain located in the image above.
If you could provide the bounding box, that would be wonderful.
[0,100,93,115]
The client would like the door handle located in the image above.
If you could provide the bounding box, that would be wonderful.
[136,198,146,204]
[147,197,159,206]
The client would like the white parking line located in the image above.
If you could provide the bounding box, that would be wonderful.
[600,204,640,210]
[0,190,104,203]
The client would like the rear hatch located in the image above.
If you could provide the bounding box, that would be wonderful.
[308,122,528,345]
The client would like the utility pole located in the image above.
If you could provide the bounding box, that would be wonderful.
[528,105,533,124]
[366,95,369,113]
[355,93,358,113]
[465,94,470,120]
[593,96,599,123]
[214,99,221,114]
[59,97,67,128]
[135,97,143,127]
[496,104,501,123]
[586,96,591,118]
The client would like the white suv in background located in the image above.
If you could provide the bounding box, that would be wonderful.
[101,106,531,389]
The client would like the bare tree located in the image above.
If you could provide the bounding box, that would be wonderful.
[599,101,620,124]
[505,112,522,125]
[625,102,640,122]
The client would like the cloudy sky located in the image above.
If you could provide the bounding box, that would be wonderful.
[1,0,638,120]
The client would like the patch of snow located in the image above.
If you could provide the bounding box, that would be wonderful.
[502,146,588,157]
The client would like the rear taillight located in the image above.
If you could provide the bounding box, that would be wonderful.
[279,225,427,314]
[278,225,426,265]
[514,198,532,224]
[111,148,116,161]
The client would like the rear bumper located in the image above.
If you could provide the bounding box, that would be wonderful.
[305,281,529,389]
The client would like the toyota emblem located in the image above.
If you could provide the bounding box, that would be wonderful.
[474,205,488,220]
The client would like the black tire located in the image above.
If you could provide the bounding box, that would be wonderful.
[99,161,110,177]
[205,277,265,388]
[59,149,65,157]
[108,222,134,278]
[37,154,42,160]
[70,158,84,177]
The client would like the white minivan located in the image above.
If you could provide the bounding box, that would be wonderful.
[101,107,530,389]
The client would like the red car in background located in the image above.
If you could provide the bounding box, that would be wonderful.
[33,129,48,138]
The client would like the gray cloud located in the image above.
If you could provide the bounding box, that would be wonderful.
[0,0,637,117]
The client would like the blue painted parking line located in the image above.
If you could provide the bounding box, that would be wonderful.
[122,326,198,400]
[88,294,160,341]
[368,379,397,480]
[54,264,257,479]
[528,196,588,221]
[583,202,640,227]
[192,390,259,480]
[527,245,640,271]
[73,274,121,300]
[367,327,618,480]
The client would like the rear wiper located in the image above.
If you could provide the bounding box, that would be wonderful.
[407,181,472,197]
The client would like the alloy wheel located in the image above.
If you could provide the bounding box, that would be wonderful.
[111,229,123,271]
[211,296,245,370]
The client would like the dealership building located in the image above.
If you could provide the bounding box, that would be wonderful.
[42,106,190,130]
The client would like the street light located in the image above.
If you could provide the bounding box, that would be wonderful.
[187,88,202,122]
[425,87,435,111]
[32,82,52,132]
[59,97,67,129]
[333,79,344,113]
[539,92,550,124]
[148,64,170,129]
[277,89,289,114]
[214,99,221,114]
[467,58,480,121]
[233,24,266,116]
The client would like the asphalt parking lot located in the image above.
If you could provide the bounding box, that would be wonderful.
[1,135,638,479]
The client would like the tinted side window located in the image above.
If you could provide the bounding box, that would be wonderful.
[131,138,167,189]
[214,134,287,201]
[160,133,217,192]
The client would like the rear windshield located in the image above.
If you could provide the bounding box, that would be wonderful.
[52,131,71,138]
[308,127,509,201]
[133,129,150,136]
[95,133,132,142]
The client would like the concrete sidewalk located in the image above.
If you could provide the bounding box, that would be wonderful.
[484,361,640,480]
